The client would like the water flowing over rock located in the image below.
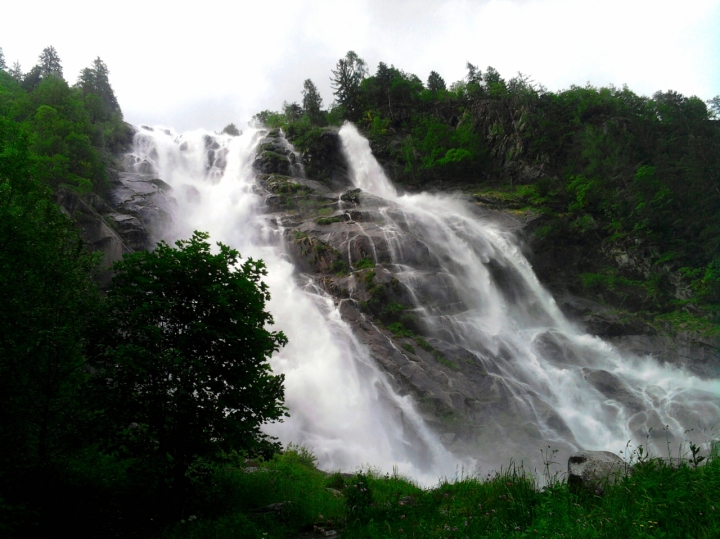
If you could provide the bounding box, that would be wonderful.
[114,122,719,481]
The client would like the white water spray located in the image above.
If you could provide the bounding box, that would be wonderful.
[125,126,460,483]
[338,122,720,463]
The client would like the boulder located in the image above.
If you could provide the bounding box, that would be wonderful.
[568,450,626,495]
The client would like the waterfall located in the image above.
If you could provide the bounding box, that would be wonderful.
[123,122,718,483]
[124,126,461,484]
[338,122,720,463]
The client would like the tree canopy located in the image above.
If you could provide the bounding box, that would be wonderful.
[90,232,288,483]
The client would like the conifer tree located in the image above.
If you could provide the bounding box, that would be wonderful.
[38,46,63,79]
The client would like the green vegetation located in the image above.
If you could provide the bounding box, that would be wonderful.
[316,215,343,225]
[156,443,720,539]
[257,52,720,326]
[0,47,288,537]
[355,257,376,269]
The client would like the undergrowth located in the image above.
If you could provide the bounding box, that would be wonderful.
[163,442,720,539]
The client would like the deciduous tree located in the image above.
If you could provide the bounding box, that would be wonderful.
[90,232,287,487]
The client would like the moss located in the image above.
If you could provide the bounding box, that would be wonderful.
[401,343,416,355]
[355,258,375,269]
[316,216,343,225]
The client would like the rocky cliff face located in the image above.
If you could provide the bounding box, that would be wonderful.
[57,125,177,286]
[262,128,719,456]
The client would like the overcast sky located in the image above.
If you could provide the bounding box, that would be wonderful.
[3,0,719,132]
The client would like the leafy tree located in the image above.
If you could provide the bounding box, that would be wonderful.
[90,232,287,488]
[38,46,63,79]
[302,78,324,125]
[283,100,303,122]
[331,51,367,120]
[221,123,241,136]
[0,47,6,71]
[427,70,446,92]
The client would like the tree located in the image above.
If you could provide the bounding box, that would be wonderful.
[38,46,63,79]
[282,100,303,122]
[427,71,446,92]
[708,95,720,119]
[21,65,42,91]
[90,232,287,487]
[8,61,22,82]
[76,57,121,120]
[221,123,241,136]
[302,78,324,124]
[0,118,101,475]
[0,47,6,71]
[331,51,367,120]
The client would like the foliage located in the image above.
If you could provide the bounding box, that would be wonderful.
[221,123,241,136]
[90,232,288,485]
[0,118,102,473]
[37,46,63,79]
[331,51,367,120]
[161,442,720,539]
[301,78,324,125]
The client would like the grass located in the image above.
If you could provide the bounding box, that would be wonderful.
[163,442,720,538]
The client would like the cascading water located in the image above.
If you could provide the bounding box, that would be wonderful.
[123,122,718,483]
[338,122,720,465]
[124,126,460,483]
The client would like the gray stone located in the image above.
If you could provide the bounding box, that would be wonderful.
[568,450,626,495]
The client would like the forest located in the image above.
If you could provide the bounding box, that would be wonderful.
[0,45,718,538]
[261,51,720,329]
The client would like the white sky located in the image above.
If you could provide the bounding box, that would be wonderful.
[3,0,719,132]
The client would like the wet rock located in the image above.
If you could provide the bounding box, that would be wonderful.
[107,171,177,249]
[568,451,626,495]
[54,188,132,288]
[296,127,351,190]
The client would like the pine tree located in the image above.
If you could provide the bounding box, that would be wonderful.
[77,57,121,121]
[38,46,63,79]
[427,71,446,92]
